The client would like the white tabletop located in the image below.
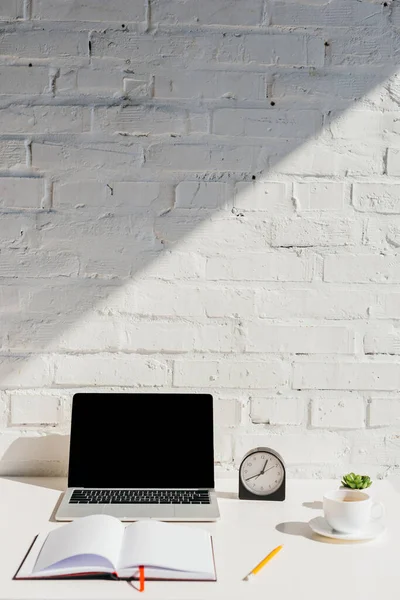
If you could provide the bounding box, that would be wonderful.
[0,476,398,600]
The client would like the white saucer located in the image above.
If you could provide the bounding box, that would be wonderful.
[308,516,386,541]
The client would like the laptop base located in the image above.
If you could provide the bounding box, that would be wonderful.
[56,489,220,522]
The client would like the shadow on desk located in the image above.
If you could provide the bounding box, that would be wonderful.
[276,522,371,545]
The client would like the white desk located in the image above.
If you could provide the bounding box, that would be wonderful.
[0,477,399,600]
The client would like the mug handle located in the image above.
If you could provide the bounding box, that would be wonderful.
[371,502,385,521]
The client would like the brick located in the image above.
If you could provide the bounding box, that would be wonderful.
[311,397,365,429]
[194,322,237,352]
[271,1,383,27]
[293,362,400,391]
[386,149,400,176]
[0,0,23,19]
[365,219,400,248]
[242,34,309,66]
[151,0,263,26]
[234,431,347,465]
[214,430,233,463]
[271,217,360,247]
[0,356,51,388]
[57,67,123,95]
[256,287,375,320]
[55,318,122,352]
[324,255,400,284]
[372,293,400,319]
[143,251,206,280]
[36,212,156,260]
[79,254,137,279]
[329,32,397,66]
[352,182,400,214]
[391,6,400,28]
[0,251,79,278]
[94,106,207,136]
[173,359,289,388]
[0,178,44,209]
[155,71,265,101]
[307,36,325,68]
[245,324,354,354]
[214,398,241,428]
[10,394,61,425]
[234,182,292,214]
[213,109,321,138]
[32,142,144,171]
[0,66,48,95]
[154,213,268,252]
[26,282,116,315]
[204,288,254,318]
[207,253,313,281]
[0,106,90,134]
[369,399,400,427]
[382,113,400,141]
[124,321,196,353]
[0,213,36,247]
[250,396,304,425]
[273,71,384,101]
[54,181,164,211]
[134,282,204,317]
[293,182,345,211]
[91,31,215,63]
[350,431,400,466]
[54,355,168,386]
[269,143,383,177]
[175,182,230,210]
[0,287,19,312]
[32,0,145,21]
[364,329,400,355]
[123,76,153,97]
[146,143,255,171]
[328,111,382,140]
[0,31,87,58]
[0,141,26,169]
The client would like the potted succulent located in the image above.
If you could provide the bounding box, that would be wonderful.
[340,472,372,492]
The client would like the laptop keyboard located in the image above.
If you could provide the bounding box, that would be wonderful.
[69,489,211,504]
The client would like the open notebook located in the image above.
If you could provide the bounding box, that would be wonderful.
[15,514,216,581]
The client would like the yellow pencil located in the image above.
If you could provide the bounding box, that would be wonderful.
[244,545,283,581]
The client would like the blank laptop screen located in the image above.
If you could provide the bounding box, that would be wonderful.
[68,393,215,489]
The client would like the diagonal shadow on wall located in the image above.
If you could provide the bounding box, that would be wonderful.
[1,5,400,473]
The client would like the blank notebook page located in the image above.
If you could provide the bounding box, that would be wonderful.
[119,521,214,574]
[34,515,124,573]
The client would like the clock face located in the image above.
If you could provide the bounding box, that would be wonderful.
[240,450,284,496]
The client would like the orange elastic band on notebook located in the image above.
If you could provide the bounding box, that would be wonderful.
[139,566,145,592]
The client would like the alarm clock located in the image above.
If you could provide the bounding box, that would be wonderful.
[238,447,286,501]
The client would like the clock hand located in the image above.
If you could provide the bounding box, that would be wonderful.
[245,472,264,481]
[261,465,277,474]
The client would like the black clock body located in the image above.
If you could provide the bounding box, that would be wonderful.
[238,447,286,501]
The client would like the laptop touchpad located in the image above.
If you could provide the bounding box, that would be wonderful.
[102,505,175,519]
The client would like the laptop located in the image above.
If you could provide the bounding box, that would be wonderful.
[55,392,220,521]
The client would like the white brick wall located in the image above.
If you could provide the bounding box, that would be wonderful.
[0,0,399,480]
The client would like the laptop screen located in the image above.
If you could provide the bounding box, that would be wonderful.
[68,393,215,489]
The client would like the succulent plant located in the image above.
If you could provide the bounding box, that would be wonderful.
[341,473,372,490]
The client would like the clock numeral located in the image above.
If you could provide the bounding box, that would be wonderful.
[247,463,252,467]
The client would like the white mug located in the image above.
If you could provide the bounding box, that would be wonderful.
[323,489,384,533]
